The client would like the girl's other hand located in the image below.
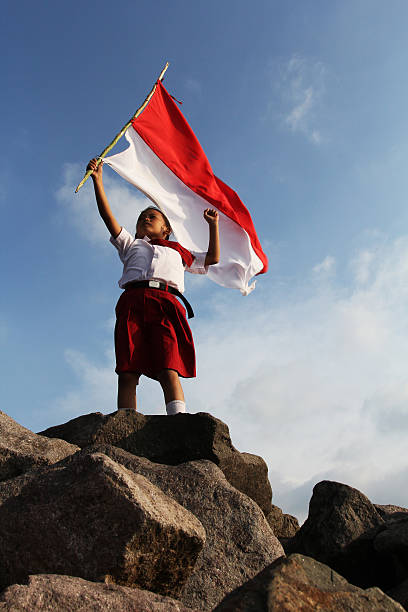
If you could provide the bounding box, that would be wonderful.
[204,208,219,225]
[87,158,103,181]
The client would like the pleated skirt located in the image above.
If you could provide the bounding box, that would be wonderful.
[114,287,196,379]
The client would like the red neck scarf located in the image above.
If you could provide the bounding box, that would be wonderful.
[149,238,195,267]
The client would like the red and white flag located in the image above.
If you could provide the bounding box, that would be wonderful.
[104,81,268,295]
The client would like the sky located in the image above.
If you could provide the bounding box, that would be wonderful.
[2,0,408,522]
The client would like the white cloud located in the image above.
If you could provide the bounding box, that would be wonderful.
[53,233,408,523]
[286,86,314,131]
[364,383,408,434]
[55,163,150,244]
[313,255,336,275]
[352,249,376,285]
[272,54,326,144]
[55,348,117,416]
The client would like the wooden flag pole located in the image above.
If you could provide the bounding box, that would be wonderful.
[75,62,169,193]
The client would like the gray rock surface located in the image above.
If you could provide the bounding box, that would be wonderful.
[293,480,385,557]
[0,452,205,596]
[0,574,199,611]
[67,444,284,611]
[285,480,388,588]
[39,410,272,516]
[213,553,405,612]
[266,504,299,539]
[0,410,78,482]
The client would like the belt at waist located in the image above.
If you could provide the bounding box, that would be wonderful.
[123,280,194,319]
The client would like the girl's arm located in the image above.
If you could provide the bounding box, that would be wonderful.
[203,208,220,266]
[87,159,121,238]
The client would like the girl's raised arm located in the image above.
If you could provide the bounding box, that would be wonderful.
[203,208,220,266]
[87,159,121,238]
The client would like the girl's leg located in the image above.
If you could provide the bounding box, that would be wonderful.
[157,369,186,414]
[156,368,184,403]
[117,372,140,410]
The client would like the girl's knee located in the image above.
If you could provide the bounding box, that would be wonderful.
[157,369,179,383]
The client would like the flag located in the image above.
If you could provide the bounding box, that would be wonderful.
[104,81,268,295]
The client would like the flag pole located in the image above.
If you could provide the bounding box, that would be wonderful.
[75,62,169,193]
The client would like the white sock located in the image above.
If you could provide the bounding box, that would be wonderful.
[166,400,186,415]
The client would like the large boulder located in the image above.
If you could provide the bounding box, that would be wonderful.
[0,574,199,611]
[213,553,405,612]
[291,480,385,557]
[0,410,78,482]
[0,452,205,596]
[67,444,284,611]
[285,480,391,588]
[39,410,272,517]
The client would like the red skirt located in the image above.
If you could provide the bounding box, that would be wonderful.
[114,287,196,379]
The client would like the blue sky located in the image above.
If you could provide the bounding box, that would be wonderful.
[2,0,408,521]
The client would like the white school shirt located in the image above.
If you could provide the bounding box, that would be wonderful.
[110,227,208,293]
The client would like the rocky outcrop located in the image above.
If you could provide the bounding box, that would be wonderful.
[39,410,272,517]
[0,451,205,596]
[0,410,78,482]
[287,480,385,560]
[213,553,405,611]
[285,480,408,610]
[285,480,389,587]
[0,574,199,611]
[4,408,408,612]
[68,445,284,610]
[266,504,299,539]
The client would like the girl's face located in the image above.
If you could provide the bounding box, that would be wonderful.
[136,208,170,240]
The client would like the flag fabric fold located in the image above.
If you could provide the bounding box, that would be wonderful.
[104,81,267,295]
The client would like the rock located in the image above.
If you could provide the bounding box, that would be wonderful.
[292,480,385,557]
[376,504,408,523]
[285,480,390,588]
[213,553,405,612]
[39,410,272,517]
[374,516,408,585]
[266,504,299,539]
[0,452,205,597]
[286,481,408,598]
[0,410,78,482]
[66,444,284,611]
[387,578,408,611]
[0,574,199,611]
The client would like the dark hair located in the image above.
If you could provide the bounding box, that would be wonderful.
[137,207,172,240]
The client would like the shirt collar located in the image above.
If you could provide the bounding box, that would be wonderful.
[135,235,151,242]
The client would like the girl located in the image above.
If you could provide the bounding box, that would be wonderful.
[87,158,220,415]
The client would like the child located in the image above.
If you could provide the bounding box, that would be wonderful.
[87,158,220,415]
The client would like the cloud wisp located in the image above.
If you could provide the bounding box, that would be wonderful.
[271,54,327,144]
[313,255,336,276]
